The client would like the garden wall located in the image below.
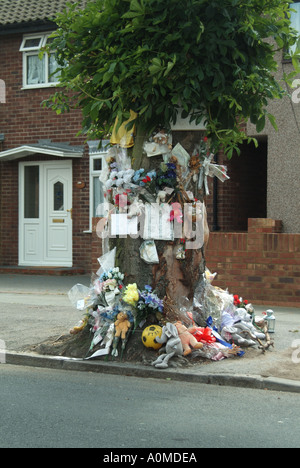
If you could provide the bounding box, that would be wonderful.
[206,218,300,307]
[92,218,300,308]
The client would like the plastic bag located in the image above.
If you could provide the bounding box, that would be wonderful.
[192,273,234,329]
[68,284,97,311]
[96,248,116,277]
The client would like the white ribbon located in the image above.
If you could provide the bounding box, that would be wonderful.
[198,154,230,195]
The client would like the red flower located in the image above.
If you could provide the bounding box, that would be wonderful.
[244,300,249,305]
[203,136,208,142]
[114,193,130,208]
[146,176,151,182]
[142,178,148,183]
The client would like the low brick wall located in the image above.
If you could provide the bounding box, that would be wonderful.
[206,219,300,307]
[92,217,300,307]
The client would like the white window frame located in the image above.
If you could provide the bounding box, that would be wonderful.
[20,32,60,89]
[88,141,110,232]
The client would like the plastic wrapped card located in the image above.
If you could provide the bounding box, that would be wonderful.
[110,213,138,236]
[171,143,190,167]
[143,203,174,240]
[140,240,159,264]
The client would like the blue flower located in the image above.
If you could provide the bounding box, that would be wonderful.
[146,170,156,180]
[133,168,145,183]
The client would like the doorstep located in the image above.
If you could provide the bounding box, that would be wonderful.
[0,266,86,276]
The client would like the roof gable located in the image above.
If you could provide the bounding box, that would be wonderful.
[0,0,89,27]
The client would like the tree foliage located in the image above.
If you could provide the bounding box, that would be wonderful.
[45,0,300,157]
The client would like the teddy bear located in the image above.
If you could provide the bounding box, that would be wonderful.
[114,311,131,340]
[175,321,204,356]
[111,311,132,357]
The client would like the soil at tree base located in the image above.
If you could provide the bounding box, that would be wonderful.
[24,326,205,368]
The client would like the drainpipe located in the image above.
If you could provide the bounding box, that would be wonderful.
[212,152,220,232]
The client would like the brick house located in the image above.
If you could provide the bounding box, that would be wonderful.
[0,1,299,304]
[0,0,96,273]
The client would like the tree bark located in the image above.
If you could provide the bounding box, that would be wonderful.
[110,127,208,306]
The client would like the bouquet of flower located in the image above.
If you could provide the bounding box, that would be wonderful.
[93,267,125,307]
[100,267,125,284]
[138,285,164,315]
[122,283,140,307]
[156,162,177,190]
[233,294,249,309]
[122,284,164,329]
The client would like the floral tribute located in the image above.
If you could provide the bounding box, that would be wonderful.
[67,130,272,363]
[68,260,166,359]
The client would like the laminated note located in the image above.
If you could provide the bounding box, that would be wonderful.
[143,203,174,241]
[110,214,138,236]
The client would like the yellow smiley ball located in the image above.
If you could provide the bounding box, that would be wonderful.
[142,325,163,350]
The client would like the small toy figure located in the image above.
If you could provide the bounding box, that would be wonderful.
[111,311,131,356]
[152,323,183,369]
[70,316,88,335]
[221,325,256,347]
[175,321,204,356]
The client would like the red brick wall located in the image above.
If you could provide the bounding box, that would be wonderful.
[0,32,92,270]
[206,218,300,307]
[215,140,267,232]
[0,33,84,149]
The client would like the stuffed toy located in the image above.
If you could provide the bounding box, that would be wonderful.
[70,316,88,335]
[152,323,183,368]
[111,311,131,357]
[175,321,204,356]
[156,190,167,204]
[221,325,256,347]
[114,311,131,340]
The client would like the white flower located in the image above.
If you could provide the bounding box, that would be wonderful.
[110,170,118,179]
[105,179,113,189]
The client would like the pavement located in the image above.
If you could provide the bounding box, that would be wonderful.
[1,273,300,393]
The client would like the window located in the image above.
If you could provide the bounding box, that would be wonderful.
[24,166,39,218]
[90,154,105,219]
[53,181,64,211]
[290,1,300,53]
[87,140,110,232]
[20,33,60,88]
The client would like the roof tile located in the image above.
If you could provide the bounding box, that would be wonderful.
[0,0,89,26]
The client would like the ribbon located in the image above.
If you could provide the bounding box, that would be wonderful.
[198,154,230,195]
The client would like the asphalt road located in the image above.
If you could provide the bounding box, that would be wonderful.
[0,365,299,449]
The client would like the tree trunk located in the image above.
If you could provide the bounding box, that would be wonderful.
[110,126,208,306]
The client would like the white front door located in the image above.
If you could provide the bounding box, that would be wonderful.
[19,160,73,267]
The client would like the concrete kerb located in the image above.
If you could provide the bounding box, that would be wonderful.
[4,351,300,394]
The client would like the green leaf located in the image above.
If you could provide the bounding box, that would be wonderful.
[256,115,266,133]
[267,113,278,131]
